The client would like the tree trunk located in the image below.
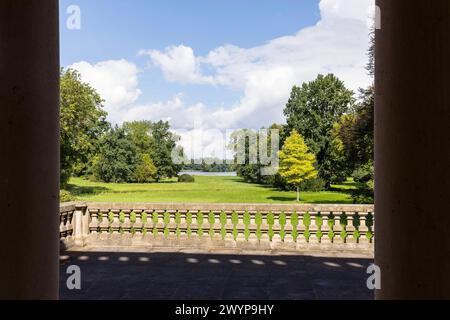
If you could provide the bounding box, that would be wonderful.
[296,186,300,202]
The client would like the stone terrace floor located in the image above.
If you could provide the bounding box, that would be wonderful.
[59,249,374,300]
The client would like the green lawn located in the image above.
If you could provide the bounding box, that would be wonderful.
[66,176,361,204]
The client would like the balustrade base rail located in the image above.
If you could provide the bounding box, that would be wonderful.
[60,202,374,252]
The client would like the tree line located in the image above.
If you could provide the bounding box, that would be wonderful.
[230,75,374,203]
[182,159,234,173]
[60,33,374,204]
[231,34,374,203]
[60,69,182,186]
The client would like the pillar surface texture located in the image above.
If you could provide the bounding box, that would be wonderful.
[375,0,450,299]
[0,0,60,299]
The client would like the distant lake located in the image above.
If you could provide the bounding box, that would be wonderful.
[180,171,237,177]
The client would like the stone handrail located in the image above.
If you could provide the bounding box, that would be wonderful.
[60,202,375,251]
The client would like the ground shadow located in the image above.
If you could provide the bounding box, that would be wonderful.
[66,184,110,196]
[151,180,178,184]
[328,186,357,195]
[267,196,297,202]
[59,251,374,300]
[266,196,353,204]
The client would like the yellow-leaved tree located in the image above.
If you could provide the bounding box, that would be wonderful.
[279,130,318,202]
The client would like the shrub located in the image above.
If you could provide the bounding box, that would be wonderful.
[87,174,101,182]
[178,174,195,183]
[299,177,326,192]
[352,163,374,183]
[60,190,75,203]
[352,179,374,204]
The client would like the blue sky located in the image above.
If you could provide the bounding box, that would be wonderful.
[59,0,374,158]
[60,0,321,107]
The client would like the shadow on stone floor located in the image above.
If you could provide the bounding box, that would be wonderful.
[59,251,374,300]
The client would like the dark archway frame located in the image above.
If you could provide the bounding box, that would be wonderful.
[1,0,449,299]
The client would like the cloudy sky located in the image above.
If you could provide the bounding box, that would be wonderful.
[60,0,374,159]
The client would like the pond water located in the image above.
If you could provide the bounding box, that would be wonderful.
[180,171,237,177]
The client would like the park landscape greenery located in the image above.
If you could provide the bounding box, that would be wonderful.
[65,175,360,204]
[60,35,374,204]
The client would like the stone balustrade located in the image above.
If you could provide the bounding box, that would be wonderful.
[60,202,374,252]
[59,203,75,249]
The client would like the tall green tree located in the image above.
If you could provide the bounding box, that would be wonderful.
[278,130,318,202]
[60,68,108,185]
[123,120,157,182]
[150,121,182,181]
[331,86,374,203]
[283,74,354,186]
[331,31,375,203]
[333,87,374,169]
[230,124,286,187]
[123,120,154,154]
[94,126,139,183]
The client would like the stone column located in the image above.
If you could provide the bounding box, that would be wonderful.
[375,0,450,299]
[74,204,86,247]
[0,1,60,299]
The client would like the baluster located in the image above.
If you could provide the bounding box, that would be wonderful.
[190,210,199,240]
[334,211,345,245]
[271,211,282,248]
[345,211,356,244]
[65,211,71,238]
[65,210,74,248]
[167,209,177,240]
[144,209,154,240]
[111,209,121,233]
[321,211,331,245]
[132,209,143,244]
[236,210,246,244]
[247,211,258,244]
[67,210,75,237]
[309,211,319,244]
[224,210,234,246]
[284,211,294,245]
[259,211,270,248]
[99,209,110,241]
[358,211,369,246]
[155,209,165,240]
[201,210,211,246]
[121,209,132,244]
[204,210,213,240]
[110,209,121,244]
[88,209,99,243]
[59,211,67,240]
[122,210,131,232]
[178,210,188,241]
[213,210,222,241]
[296,211,307,249]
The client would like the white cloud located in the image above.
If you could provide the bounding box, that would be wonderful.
[139,45,215,85]
[319,0,375,24]
[68,59,142,123]
[141,0,374,131]
[71,0,375,158]
[121,94,209,128]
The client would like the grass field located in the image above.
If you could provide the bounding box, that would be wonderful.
[67,176,362,204]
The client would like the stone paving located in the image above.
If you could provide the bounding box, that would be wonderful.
[59,250,374,300]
